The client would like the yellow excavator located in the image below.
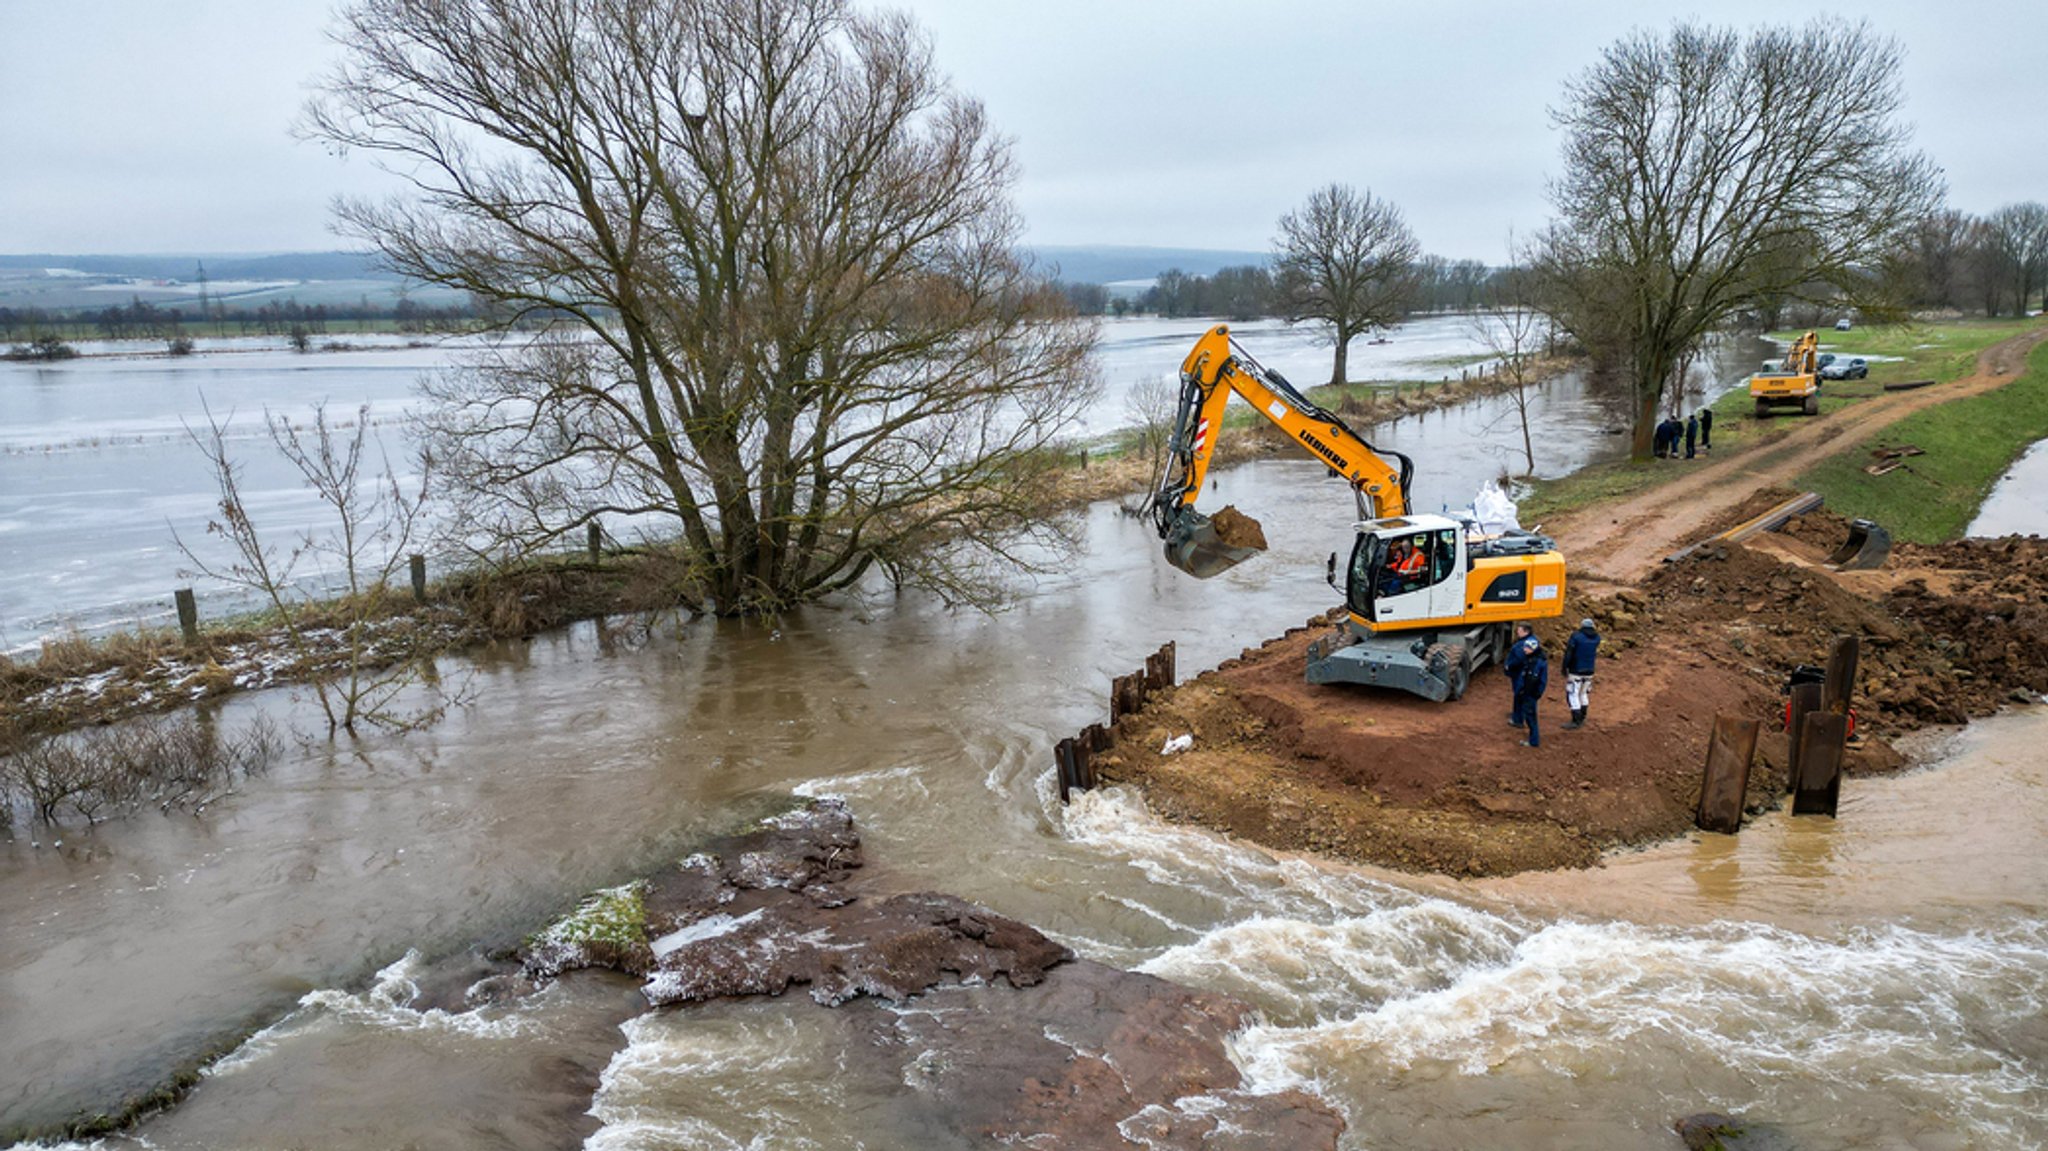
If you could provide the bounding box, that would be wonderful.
[1152,324,1567,701]
[1750,330,1822,417]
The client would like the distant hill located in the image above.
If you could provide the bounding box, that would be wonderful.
[1027,245,1271,285]
[0,251,393,282]
[0,245,1263,293]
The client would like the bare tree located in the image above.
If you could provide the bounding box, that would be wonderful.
[1274,184,1421,386]
[1535,19,1944,458]
[1979,202,2048,317]
[305,0,1095,616]
[1471,259,1552,476]
[1899,208,1975,310]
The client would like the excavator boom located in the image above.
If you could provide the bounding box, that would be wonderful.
[1153,325,1412,578]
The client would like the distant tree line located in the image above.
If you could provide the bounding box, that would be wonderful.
[1052,258,1516,321]
[0,294,492,343]
[1888,203,2048,319]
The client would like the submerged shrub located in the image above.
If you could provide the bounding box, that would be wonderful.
[0,713,280,827]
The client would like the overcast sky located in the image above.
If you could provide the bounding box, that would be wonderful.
[1,0,2041,263]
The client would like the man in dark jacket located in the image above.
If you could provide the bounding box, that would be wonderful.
[1503,623,1538,729]
[1684,413,1698,459]
[1562,618,1601,729]
[1699,407,1713,451]
[1516,640,1550,748]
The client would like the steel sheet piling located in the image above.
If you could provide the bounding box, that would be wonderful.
[1787,682,1822,791]
[1793,712,1848,816]
[1058,643,1180,802]
[1696,715,1761,834]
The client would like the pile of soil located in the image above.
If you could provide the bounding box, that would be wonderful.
[1208,505,1269,549]
[1095,526,2048,878]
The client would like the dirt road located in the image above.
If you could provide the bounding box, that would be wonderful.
[1552,323,2048,583]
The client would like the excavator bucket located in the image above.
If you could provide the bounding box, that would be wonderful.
[1824,518,1892,571]
[1162,506,1268,579]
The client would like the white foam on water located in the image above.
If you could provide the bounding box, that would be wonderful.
[792,763,928,803]
[2,1130,157,1138]
[205,950,548,1077]
[584,1009,851,1151]
[1227,916,2048,1144]
[1138,900,1525,1023]
[1059,786,1417,924]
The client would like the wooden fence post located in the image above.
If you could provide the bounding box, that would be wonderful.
[409,554,427,603]
[587,521,603,562]
[174,587,199,645]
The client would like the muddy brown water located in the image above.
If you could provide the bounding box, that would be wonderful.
[17,337,2043,1149]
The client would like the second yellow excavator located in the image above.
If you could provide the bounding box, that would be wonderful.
[1152,325,1567,701]
[1749,330,1822,417]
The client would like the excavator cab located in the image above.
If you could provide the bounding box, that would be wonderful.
[1350,521,1465,625]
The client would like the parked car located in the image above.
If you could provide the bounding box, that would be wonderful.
[1835,318,1853,331]
[1820,356,1868,380]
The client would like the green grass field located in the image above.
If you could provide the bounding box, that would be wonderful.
[1523,319,2048,525]
[1795,334,2048,542]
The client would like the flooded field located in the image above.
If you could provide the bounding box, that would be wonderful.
[18,321,2022,1151]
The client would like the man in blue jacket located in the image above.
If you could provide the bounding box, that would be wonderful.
[1516,639,1550,748]
[1562,618,1601,729]
[1503,623,1539,730]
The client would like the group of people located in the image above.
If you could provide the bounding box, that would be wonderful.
[1652,409,1712,459]
[1502,618,1601,747]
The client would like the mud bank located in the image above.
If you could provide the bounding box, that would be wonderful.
[1095,505,2048,878]
[514,798,1343,1149]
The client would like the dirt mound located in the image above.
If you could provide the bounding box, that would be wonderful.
[1208,505,1268,549]
[1096,612,1784,878]
[1096,528,2048,877]
[1883,535,2048,708]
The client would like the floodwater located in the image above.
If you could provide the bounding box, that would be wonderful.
[19,322,2030,1151]
[0,315,1740,649]
[1969,438,2048,537]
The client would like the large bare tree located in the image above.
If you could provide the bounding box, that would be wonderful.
[307,0,1095,615]
[1534,20,1943,458]
[1274,184,1421,386]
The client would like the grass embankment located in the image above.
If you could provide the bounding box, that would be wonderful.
[0,548,698,747]
[1522,319,2045,525]
[1796,335,2048,542]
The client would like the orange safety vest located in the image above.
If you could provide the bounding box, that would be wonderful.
[1391,549,1425,577]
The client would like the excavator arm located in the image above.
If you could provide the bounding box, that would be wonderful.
[1152,324,1414,578]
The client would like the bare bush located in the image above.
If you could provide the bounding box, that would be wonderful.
[178,403,457,735]
[1,714,280,828]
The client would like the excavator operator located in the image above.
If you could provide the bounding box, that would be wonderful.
[1382,537,1427,596]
